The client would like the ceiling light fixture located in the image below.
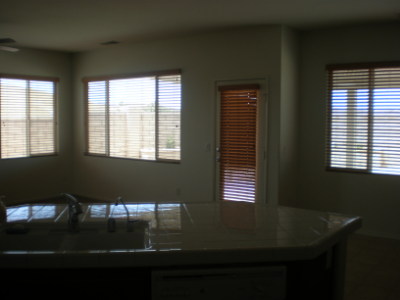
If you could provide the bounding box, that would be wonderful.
[101,40,120,46]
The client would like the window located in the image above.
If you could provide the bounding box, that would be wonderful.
[6,205,57,222]
[327,62,400,175]
[84,70,181,162]
[0,75,58,159]
[218,85,260,202]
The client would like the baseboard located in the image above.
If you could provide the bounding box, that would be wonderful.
[355,228,400,241]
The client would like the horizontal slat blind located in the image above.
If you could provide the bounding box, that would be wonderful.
[87,81,107,155]
[157,74,181,161]
[86,71,181,162]
[0,77,57,159]
[328,68,370,170]
[219,85,259,202]
[109,77,156,159]
[29,80,56,155]
[327,63,400,175]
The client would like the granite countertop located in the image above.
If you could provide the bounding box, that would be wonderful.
[0,201,362,269]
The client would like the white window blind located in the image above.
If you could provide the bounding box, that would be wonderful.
[85,71,181,162]
[0,76,57,159]
[327,62,400,175]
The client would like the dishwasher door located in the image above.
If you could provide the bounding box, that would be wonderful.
[152,266,286,300]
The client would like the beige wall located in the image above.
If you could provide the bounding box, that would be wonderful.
[0,48,73,204]
[2,22,400,239]
[279,27,300,206]
[298,23,400,238]
[72,26,286,204]
[0,26,296,206]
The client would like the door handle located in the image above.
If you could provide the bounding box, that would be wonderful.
[216,147,220,162]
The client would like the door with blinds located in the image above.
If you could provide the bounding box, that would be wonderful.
[217,84,264,203]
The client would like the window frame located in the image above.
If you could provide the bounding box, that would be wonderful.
[0,73,59,160]
[83,69,182,163]
[326,62,400,175]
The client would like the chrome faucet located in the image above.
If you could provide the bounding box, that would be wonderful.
[62,193,83,233]
[108,196,134,232]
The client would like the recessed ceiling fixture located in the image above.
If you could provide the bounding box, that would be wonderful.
[101,40,120,46]
[0,38,19,52]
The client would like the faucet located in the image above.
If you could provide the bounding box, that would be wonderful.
[108,196,134,232]
[62,193,83,233]
[0,195,6,224]
[116,196,131,223]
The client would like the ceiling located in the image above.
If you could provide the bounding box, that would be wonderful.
[0,0,399,53]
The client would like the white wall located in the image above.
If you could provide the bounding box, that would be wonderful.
[72,26,287,204]
[298,23,400,238]
[0,48,73,204]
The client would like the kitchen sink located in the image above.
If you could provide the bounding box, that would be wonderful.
[0,220,150,252]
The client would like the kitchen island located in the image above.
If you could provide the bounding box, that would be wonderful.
[0,200,361,300]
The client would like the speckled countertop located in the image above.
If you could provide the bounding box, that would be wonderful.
[0,201,362,269]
